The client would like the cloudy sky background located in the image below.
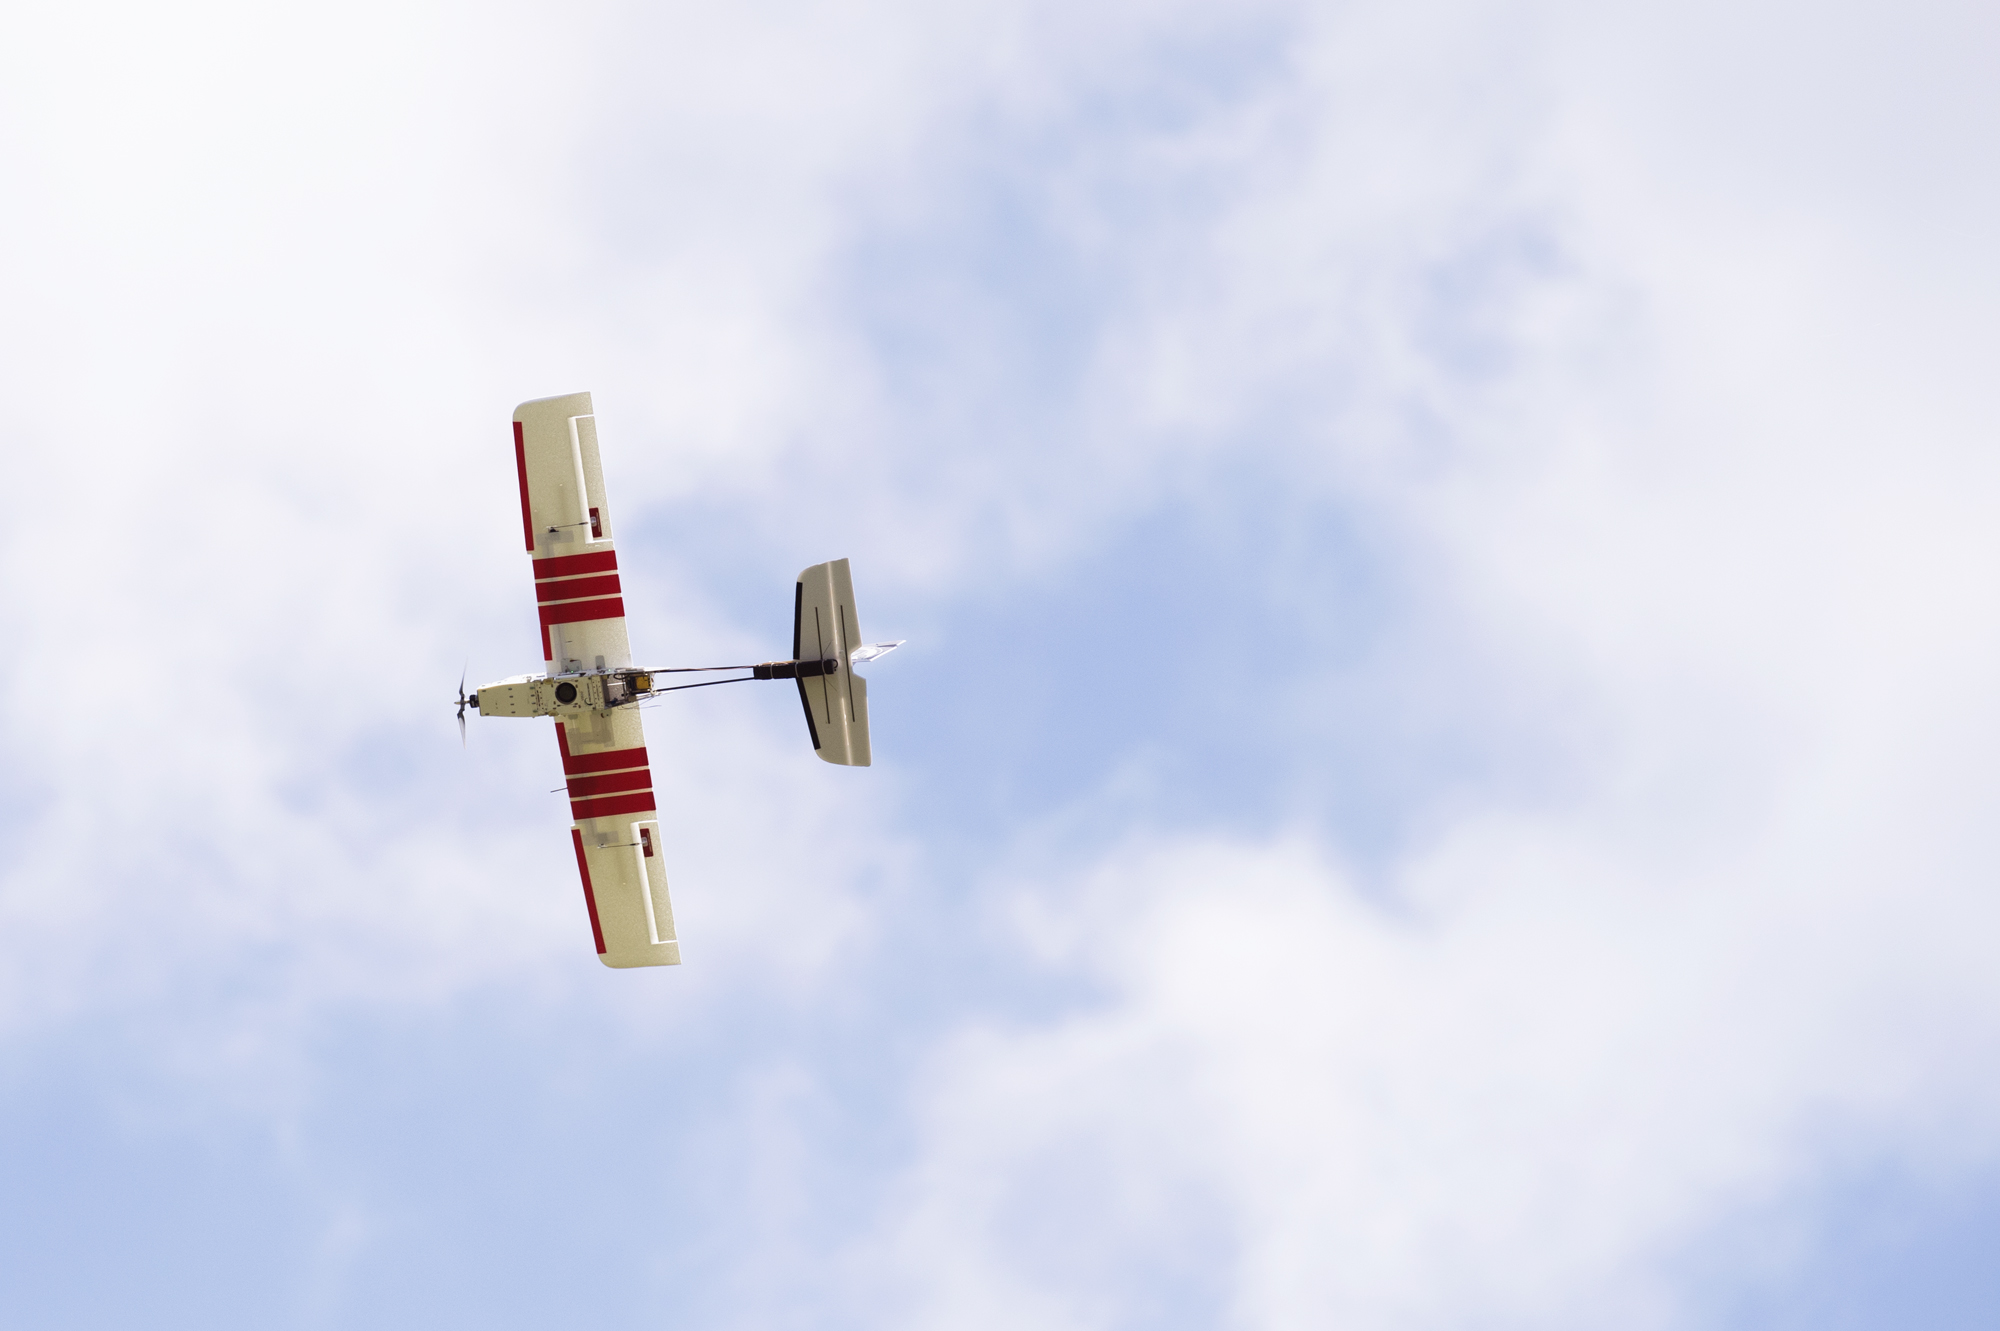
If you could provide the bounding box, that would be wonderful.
[3,0,1999,1326]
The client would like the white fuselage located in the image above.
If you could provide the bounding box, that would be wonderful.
[474,670,650,719]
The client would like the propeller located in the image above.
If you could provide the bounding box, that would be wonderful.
[455,668,472,745]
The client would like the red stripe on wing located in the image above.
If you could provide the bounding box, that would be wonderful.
[570,828,607,955]
[514,422,535,553]
[566,768,653,799]
[534,550,620,579]
[539,596,624,628]
[537,573,622,603]
[570,791,658,821]
[539,596,624,659]
[559,740,650,776]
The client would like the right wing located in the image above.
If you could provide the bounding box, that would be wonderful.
[559,714,680,968]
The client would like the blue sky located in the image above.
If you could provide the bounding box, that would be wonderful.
[4,1,2000,1327]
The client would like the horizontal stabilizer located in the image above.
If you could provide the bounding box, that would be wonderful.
[794,558,871,766]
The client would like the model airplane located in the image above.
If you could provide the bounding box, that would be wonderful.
[458,391,900,968]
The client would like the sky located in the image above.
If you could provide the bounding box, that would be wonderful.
[3,0,1999,1327]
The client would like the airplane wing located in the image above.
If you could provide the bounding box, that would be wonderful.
[515,393,679,968]
[558,716,680,968]
[514,391,634,674]
[795,558,871,766]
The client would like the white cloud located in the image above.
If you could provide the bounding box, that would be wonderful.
[883,796,2000,1327]
[846,3,2000,1327]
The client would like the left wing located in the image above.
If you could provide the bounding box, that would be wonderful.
[514,392,633,674]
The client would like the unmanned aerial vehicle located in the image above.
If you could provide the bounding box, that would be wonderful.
[458,392,899,968]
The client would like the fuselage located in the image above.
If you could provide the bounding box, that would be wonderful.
[473,669,655,719]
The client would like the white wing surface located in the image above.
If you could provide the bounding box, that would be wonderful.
[514,392,679,968]
[513,392,634,674]
[795,558,871,766]
[559,715,680,968]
